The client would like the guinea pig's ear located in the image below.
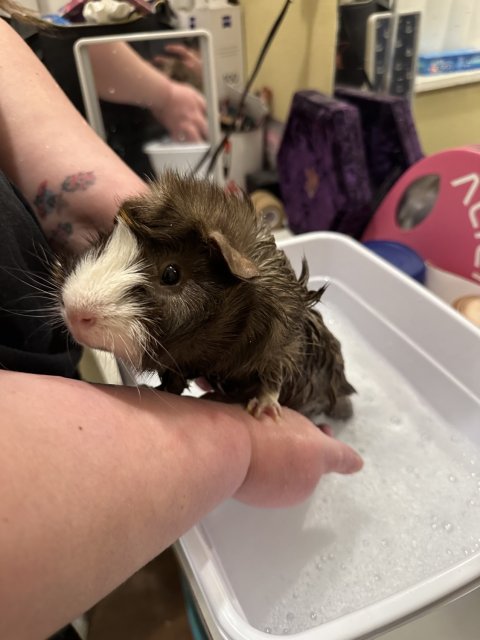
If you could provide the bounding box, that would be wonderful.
[208,231,260,280]
[117,206,139,231]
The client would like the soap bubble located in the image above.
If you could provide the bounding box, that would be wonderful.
[258,310,480,635]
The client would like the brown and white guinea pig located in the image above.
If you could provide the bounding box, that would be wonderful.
[59,171,355,422]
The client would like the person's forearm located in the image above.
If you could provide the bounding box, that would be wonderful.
[0,368,363,640]
[0,21,148,253]
[88,41,173,108]
[0,371,252,640]
[88,42,208,143]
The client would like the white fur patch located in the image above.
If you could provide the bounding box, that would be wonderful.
[62,220,148,366]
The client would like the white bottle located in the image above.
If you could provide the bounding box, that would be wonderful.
[467,1,480,50]
[442,0,476,52]
[419,0,452,53]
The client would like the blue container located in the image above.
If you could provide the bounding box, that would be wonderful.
[363,240,426,284]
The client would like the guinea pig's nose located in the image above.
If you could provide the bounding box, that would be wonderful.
[65,309,97,330]
[78,315,95,327]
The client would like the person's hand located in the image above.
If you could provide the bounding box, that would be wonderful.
[154,43,203,82]
[234,407,363,508]
[151,79,208,143]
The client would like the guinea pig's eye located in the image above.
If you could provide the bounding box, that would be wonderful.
[161,264,181,286]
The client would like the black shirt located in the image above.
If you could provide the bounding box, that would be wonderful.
[0,171,82,377]
[0,171,83,639]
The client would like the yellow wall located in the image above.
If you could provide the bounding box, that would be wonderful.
[413,83,480,154]
[241,0,337,121]
[241,1,480,154]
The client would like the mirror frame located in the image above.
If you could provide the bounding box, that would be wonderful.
[73,29,223,183]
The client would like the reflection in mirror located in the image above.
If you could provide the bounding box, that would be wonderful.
[74,31,220,181]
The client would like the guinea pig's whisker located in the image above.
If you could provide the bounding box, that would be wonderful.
[0,306,54,318]
[0,305,62,322]
[27,241,57,271]
[12,292,60,307]
[144,343,183,379]
[129,318,148,351]
[117,333,139,372]
[116,333,143,401]
[103,329,111,357]
[22,313,66,343]
[144,329,183,379]
[0,263,58,290]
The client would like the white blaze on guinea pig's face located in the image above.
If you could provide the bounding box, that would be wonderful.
[61,219,148,368]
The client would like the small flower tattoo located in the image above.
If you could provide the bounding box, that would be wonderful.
[34,181,60,217]
[62,172,96,192]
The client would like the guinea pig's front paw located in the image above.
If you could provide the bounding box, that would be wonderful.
[247,391,282,420]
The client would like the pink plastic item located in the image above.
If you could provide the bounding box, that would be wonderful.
[362,146,480,284]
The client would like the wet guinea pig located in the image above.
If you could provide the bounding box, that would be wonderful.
[60,171,355,421]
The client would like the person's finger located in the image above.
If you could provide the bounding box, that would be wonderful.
[234,407,363,508]
[199,118,209,141]
[320,435,364,475]
[189,111,208,140]
[152,54,171,68]
[178,122,201,143]
[194,92,207,113]
[164,43,188,59]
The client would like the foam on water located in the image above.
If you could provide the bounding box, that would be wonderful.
[261,296,480,635]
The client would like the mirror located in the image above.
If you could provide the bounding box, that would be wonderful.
[74,30,222,183]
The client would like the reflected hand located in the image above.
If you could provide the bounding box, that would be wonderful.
[154,43,203,82]
[151,79,208,142]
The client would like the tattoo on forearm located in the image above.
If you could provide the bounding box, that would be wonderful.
[33,180,66,218]
[61,171,96,192]
[33,171,96,249]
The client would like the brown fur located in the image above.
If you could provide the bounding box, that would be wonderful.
[115,171,355,422]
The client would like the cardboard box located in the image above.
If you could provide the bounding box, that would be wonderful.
[176,3,244,100]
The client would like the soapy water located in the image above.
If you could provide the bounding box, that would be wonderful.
[134,274,480,635]
[252,294,480,635]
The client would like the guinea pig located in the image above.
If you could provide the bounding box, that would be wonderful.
[59,171,355,422]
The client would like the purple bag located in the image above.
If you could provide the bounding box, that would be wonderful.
[277,90,373,238]
[334,86,423,194]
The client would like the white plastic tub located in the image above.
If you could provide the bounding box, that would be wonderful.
[175,232,480,640]
[143,139,211,178]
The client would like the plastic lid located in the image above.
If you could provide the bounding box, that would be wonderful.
[363,240,426,284]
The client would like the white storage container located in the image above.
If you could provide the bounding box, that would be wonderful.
[143,139,211,178]
[176,232,480,640]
